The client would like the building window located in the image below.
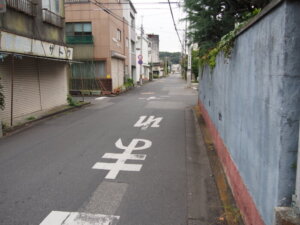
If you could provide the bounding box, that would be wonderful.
[130,14,135,28]
[66,22,93,44]
[42,0,64,27]
[131,41,135,53]
[66,23,92,36]
[117,29,121,42]
[42,0,60,14]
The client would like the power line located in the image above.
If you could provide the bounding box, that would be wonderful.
[88,1,182,4]
[167,0,183,49]
[65,7,179,11]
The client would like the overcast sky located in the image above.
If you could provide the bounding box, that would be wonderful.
[131,0,186,53]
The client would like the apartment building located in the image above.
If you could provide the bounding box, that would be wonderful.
[65,0,130,93]
[121,0,137,81]
[0,0,73,126]
[136,35,151,83]
[147,34,162,77]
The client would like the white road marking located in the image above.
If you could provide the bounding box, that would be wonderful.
[95,97,108,100]
[40,211,119,225]
[139,96,161,101]
[141,92,155,95]
[92,138,152,179]
[134,116,163,130]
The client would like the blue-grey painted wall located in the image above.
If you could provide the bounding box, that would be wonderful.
[198,1,300,224]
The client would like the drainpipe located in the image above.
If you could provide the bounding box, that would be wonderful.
[187,44,192,88]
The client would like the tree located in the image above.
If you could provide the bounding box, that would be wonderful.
[159,52,181,64]
[192,50,200,80]
[184,0,270,57]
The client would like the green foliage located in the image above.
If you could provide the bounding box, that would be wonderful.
[192,50,200,80]
[0,77,4,110]
[159,52,181,64]
[123,78,134,89]
[184,0,269,68]
[67,95,80,107]
[198,8,262,69]
[26,116,36,121]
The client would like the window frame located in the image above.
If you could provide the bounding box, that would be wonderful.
[66,22,92,37]
[117,29,122,42]
[42,0,60,14]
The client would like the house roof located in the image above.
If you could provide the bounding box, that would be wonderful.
[129,0,137,14]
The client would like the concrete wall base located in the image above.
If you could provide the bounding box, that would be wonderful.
[0,121,2,138]
[275,207,300,225]
[198,100,265,225]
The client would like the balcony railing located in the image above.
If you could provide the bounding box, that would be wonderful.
[66,35,93,44]
[42,8,64,28]
[6,0,36,16]
[65,0,90,3]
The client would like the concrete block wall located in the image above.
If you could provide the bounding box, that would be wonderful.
[198,1,300,225]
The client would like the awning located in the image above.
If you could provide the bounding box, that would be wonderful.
[111,51,126,60]
[0,51,82,63]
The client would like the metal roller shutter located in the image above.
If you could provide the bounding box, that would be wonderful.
[118,60,124,87]
[112,59,118,90]
[111,59,124,90]
[38,59,68,110]
[13,56,41,119]
[0,56,12,125]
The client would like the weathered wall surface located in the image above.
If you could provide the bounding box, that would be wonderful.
[198,1,300,225]
[0,1,65,44]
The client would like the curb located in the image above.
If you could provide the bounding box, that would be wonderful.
[193,105,245,225]
[2,102,91,138]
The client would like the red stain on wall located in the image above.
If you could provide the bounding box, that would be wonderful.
[198,100,265,225]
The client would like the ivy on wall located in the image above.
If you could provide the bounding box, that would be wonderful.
[199,9,262,69]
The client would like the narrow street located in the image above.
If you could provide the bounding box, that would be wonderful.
[0,74,223,225]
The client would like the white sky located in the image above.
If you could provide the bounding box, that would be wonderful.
[131,0,186,53]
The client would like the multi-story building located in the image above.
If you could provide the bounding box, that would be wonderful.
[65,0,130,94]
[147,34,162,77]
[0,0,73,127]
[136,34,151,83]
[121,0,137,81]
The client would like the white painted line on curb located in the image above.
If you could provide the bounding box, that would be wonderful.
[95,97,108,100]
[92,138,152,179]
[40,211,119,225]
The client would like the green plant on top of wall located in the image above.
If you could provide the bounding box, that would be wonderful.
[199,8,262,70]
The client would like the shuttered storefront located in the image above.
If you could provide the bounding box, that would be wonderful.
[111,58,124,90]
[0,56,12,125]
[13,56,42,118]
[0,55,68,126]
[38,59,67,110]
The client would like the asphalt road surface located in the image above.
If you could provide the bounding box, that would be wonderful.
[0,73,223,225]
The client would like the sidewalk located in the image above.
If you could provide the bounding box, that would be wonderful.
[193,105,245,225]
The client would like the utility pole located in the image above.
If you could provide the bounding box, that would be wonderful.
[139,16,144,85]
[184,19,187,79]
[187,44,192,88]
